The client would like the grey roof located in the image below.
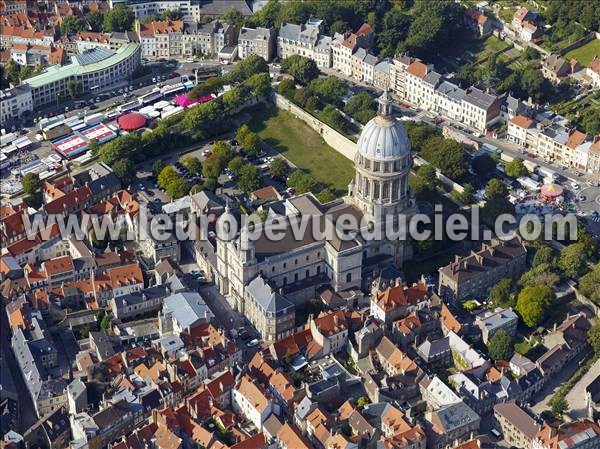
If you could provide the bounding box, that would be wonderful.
[93,399,131,428]
[509,353,536,374]
[162,291,214,330]
[191,189,224,212]
[423,71,442,87]
[295,396,316,420]
[364,53,378,67]
[199,0,253,16]
[354,48,367,61]
[476,308,518,332]
[67,378,87,398]
[436,80,465,101]
[246,276,294,315]
[374,59,389,73]
[113,285,168,309]
[494,402,539,438]
[463,86,499,110]
[158,334,184,353]
[315,35,332,51]
[71,47,115,66]
[417,336,450,360]
[239,26,272,41]
[89,331,115,359]
[430,401,479,432]
[358,97,411,160]
[278,21,321,46]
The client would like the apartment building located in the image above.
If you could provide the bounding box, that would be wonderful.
[9,44,65,67]
[508,113,600,173]
[532,420,600,449]
[475,307,519,343]
[587,59,600,89]
[331,23,374,76]
[494,402,540,449]
[243,276,295,343]
[0,25,55,50]
[0,85,33,124]
[23,43,141,107]
[438,236,527,303]
[238,26,275,61]
[278,17,332,69]
[137,20,183,60]
[232,375,273,431]
[109,0,201,21]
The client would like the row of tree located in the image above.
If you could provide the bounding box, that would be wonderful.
[60,4,135,36]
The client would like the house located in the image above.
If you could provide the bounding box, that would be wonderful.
[277,423,314,449]
[438,237,527,303]
[494,401,540,448]
[587,59,600,89]
[251,186,282,205]
[238,26,275,62]
[475,307,519,343]
[375,336,418,377]
[417,336,451,369]
[370,282,430,324]
[532,420,600,449]
[507,115,536,148]
[232,375,273,431]
[466,8,493,36]
[244,275,295,343]
[424,401,481,449]
[278,18,332,70]
[542,54,572,83]
[512,7,541,42]
[110,285,169,320]
[159,291,214,336]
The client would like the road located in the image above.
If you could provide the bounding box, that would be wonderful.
[0,300,37,432]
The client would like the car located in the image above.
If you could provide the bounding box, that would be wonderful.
[89,104,98,110]
[202,149,212,157]
[570,182,580,190]
[246,338,260,348]
[579,195,587,201]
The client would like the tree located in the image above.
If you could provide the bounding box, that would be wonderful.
[588,320,600,355]
[579,264,600,305]
[67,80,83,99]
[519,263,560,289]
[236,124,252,146]
[485,178,508,200]
[88,139,100,156]
[487,330,514,361]
[100,314,111,331]
[416,164,437,191]
[281,54,320,85]
[472,154,496,177]
[244,72,271,97]
[61,15,85,35]
[181,156,202,174]
[166,177,190,199]
[288,171,316,194]
[559,242,588,279]
[227,156,244,175]
[161,9,182,20]
[505,159,528,178]
[243,132,262,156]
[86,10,105,32]
[490,278,513,308]
[344,92,376,124]
[457,183,475,205]
[320,105,347,132]
[158,165,179,189]
[225,55,268,84]
[248,0,280,27]
[112,158,136,186]
[277,78,296,97]
[550,395,568,419]
[523,47,540,61]
[580,108,600,136]
[310,76,347,105]
[316,188,336,203]
[188,77,223,99]
[22,173,41,196]
[405,123,440,152]
[377,7,411,56]
[421,137,469,181]
[269,158,289,178]
[153,160,167,177]
[516,285,555,328]
[533,245,555,268]
[221,6,244,27]
[103,4,135,32]
[275,1,312,28]
[237,165,262,193]
[356,396,369,409]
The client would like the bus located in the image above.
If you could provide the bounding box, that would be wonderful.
[161,83,186,98]
[119,101,139,114]
[138,89,163,106]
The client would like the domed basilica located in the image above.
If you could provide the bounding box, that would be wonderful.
[213,91,417,332]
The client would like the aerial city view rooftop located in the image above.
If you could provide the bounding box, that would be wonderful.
[1,1,600,449]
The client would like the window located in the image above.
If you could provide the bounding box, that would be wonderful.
[306,269,310,278]
[294,273,298,282]
[317,266,321,274]
[283,277,287,285]
[346,273,352,282]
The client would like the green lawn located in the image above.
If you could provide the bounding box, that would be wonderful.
[247,105,354,196]
[565,39,600,66]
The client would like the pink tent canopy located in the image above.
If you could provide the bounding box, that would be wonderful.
[540,183,564,198]
[175,94,214,108]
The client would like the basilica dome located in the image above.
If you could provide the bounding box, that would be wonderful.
[357,91,411,161]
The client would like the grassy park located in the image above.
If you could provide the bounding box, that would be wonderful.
[565,39,600,66]
[248,105,354,195]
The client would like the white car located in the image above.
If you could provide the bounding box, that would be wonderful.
[246,338,260,348]
[570,182,580,190]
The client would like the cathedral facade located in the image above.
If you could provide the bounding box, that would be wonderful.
[215,92,417,312]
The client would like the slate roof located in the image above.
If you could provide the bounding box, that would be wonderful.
[246,276,294,316]
[162,291,214,330]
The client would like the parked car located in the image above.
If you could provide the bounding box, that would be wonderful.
[246,338,260,348]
